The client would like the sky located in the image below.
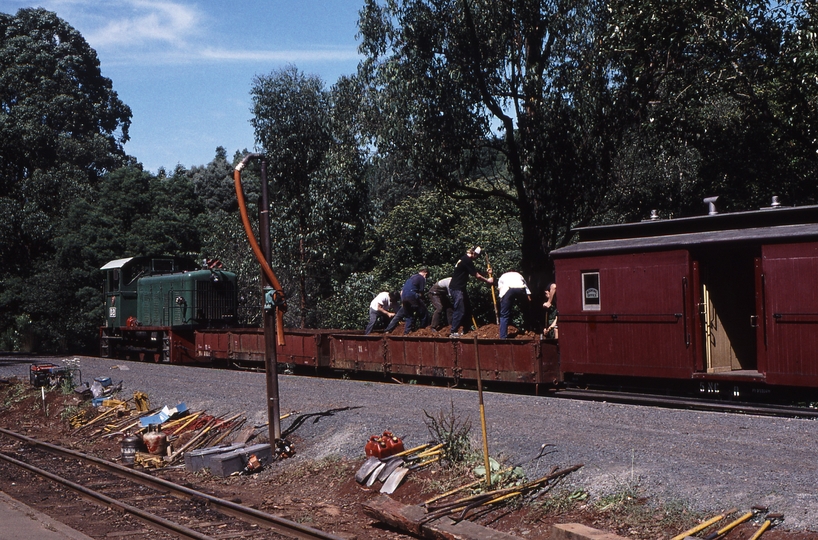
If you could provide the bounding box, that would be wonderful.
[0,0,365,173]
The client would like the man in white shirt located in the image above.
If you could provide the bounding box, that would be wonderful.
[497,271,531,338]
[365,291,399,334]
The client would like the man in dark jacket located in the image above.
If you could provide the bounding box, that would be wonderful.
[448,247,494,337]
[385,267,430,335]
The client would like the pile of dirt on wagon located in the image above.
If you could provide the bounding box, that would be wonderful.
[388,322,537,339]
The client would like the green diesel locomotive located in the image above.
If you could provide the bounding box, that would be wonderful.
[99,256,238,363]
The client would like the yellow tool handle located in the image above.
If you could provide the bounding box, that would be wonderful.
[748,520,771,540]
[710,511,753,537]
[670,508,737,540]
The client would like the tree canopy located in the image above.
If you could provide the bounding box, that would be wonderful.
[356,0,818,277]
[0,8,132,269]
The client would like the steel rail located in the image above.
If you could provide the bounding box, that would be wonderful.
[0,451,213,540]
[554,388,818,418]
[0,427,344,540]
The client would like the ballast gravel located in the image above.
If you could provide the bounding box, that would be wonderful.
[2,355,816,532]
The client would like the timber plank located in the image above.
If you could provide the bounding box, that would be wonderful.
[362,494,530,540]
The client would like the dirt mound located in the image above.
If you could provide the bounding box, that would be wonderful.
[389,322,537,339]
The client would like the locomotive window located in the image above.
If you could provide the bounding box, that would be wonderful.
[110,269,120,292]
[582,272,601,311]
[152,259,175,274]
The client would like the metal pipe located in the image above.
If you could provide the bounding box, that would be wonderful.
[259,158,282,443]
[233,154,286,346]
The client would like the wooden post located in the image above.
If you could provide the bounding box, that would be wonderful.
[473,335,491,488]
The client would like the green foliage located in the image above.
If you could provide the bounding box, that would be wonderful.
[250,67,371,327]
[357,0,818,280]
[370,186,525,325]
[600,0,818,218]
[0,8,131,273]
[315,273,377,330]
[357,0,617,275]
[0,8,132,352]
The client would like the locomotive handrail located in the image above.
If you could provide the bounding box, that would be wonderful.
[234,153,286,346]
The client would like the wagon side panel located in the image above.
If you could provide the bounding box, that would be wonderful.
[761,242,818,387]
[555,250,695,379]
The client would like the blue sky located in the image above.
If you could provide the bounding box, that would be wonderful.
[0,0,365,173]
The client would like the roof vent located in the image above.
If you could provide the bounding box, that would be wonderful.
[771,196,782,207]
[649,209,661,221]
[703,196,719,215]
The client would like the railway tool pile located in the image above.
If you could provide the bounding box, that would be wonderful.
[70,391,248,469]
[420,463,583,524]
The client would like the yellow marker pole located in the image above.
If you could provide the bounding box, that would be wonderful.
[473,335,491,488]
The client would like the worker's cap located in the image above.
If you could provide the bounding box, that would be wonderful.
[473,246,482,255]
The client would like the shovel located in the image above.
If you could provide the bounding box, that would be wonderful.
[749,513,783,540]
[380,465,410,494]
[377,456,405,482]
[703,506,767,540]
[354,456,381,484]
[671,508,738,540]
[366,462,386,487]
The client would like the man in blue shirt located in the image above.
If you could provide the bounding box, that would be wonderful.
[385,267,431,335]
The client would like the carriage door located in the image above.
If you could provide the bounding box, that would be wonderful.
[702,283,737,372]
[759,241,818,387]
[697,246,758,373]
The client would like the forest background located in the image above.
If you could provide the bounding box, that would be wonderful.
[2,1,818,353]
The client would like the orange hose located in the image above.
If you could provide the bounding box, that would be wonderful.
[234,158,286,346]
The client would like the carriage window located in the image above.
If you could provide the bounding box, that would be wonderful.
[582,272,600,311]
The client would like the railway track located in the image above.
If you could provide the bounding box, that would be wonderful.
[0,427,344,540]
[555,388,818,418]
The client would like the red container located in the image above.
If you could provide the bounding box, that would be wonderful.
[364,431,404,459]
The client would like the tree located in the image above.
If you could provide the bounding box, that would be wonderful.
[600,0,818,219]
[0,8,131,270]
[0,8,131,351]
[190,147,241,212]
[250,67,370,327]
[357,0,618,279]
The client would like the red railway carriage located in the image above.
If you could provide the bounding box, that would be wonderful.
[551,200,818,398]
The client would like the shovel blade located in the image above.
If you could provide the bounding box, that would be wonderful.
[380,466,409,494]
[355,456,381,484]
[377,457,404,482]
[366,462,386,487]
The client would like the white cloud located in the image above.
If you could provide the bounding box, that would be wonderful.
[84,0,201,48]
[200,47,360,63]
[0,0,361,66]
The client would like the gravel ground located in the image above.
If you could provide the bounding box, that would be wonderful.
[2,354,817,532]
